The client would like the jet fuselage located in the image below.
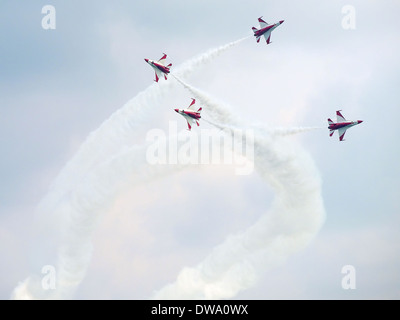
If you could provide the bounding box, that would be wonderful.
[253,20,284,38]
[144,59,170,74]
[174,109,201,120]
[328,120,363,131]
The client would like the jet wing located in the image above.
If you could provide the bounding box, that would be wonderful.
[263,30,272,44]
[181,114,195,131]
[336,110,346,122]
[258,17,269,28]
[338,127,347,141]
[180,112,200,131]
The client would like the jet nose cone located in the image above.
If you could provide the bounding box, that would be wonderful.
[358,120,363,124]
[280,20,285,24]
[174,108,179,113]
[144,58,149,63]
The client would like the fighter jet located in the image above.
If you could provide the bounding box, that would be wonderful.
[252,17,284,44]
[175,98,202,131]
[328,110,363,141]
[144,53,172,82]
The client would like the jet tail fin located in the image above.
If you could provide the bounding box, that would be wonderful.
[336,110,346,122]
[327,118,334,125]
[158,54,167,62]
[329,130,335,137]
[258,17,269,28]
[252,27,258,33]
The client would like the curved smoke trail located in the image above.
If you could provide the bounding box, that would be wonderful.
[171,74,322,135]
[152,79,326,299]
[40,36,249,214]
[12,35,325,300]
[12,38,246,300]
[174,36,250,77]
[171,74,242,127]
[13,140,192,299]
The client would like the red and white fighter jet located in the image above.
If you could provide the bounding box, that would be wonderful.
[144,53,172,82]
[252,17,284,44]
[328,110,363,141]
[175,98,202,131]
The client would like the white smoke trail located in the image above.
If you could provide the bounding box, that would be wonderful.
[12,38,245,300]
[171,74,243,127]
[13,35,325,300]
[172,75,321,135]
[174,36,250,78]
[258,126,324,136]
[39,37,249,213]
[13,140,193,300]
[152,80,326,299]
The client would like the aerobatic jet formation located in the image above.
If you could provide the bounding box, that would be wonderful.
[144,53,172,82]
[175,98,202,131]
[252,17,284,44]
[328,110,363,141]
